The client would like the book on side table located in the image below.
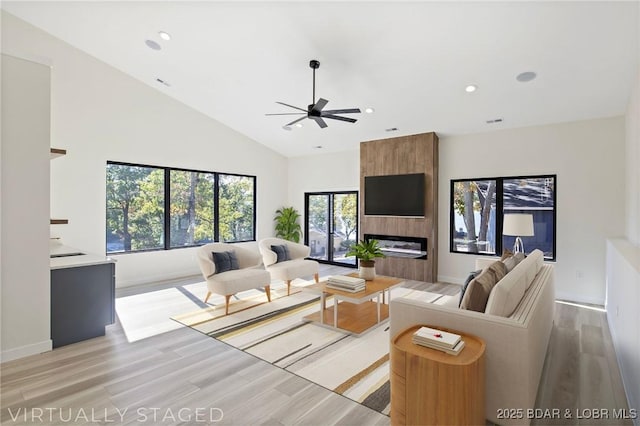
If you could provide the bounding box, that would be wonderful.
[412,326,466,355]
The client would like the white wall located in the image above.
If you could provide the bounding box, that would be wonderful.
[438,117,626,305]
[2,12,288,287]
[1,54,52,361]
[625,71,640,246]
[289,122,626,306]
[606,69,640,422]
[287,149,359,227]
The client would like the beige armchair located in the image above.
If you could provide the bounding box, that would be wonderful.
[196,243,271,315]
[258,238,319,295]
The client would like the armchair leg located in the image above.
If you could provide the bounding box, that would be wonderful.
[314,273,319,283]
[204,291,212,304]
[265,285,271,302]
[225,295,232,315]
[286,280,292,296]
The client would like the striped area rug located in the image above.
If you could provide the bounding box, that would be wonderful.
[172,284,450,415]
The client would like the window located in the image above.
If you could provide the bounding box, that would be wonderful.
[169,170,215,248]
[218,174,255,242]
[305,191,358,267]
[451,179,497,255]
[502,176,555,259]
[106,162,256,254]
[450,175,556,260]
[106,163,165,253]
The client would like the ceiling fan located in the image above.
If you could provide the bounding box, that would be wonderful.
[266,59,361,129]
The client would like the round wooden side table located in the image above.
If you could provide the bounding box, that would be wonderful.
[390,324,486,426]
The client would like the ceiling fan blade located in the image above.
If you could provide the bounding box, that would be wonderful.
[285,116,307,127]
[322,108,361,114]
[311,116,328,128]
[265,112,306,116]
[323,114,357,123]
[276,101,307,112]
[311,98,328,114]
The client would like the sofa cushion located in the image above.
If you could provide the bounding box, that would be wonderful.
[459,266,499,312]
[209,268,271,295]
[485,249,543,316]
[523,250,543,290]
[271,244,291,263]
[266,258,318,281]
[212,251,239,274]
[459,270,481,307]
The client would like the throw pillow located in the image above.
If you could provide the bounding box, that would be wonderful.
[502,255,517,272]
[487,260,507,282]
[212,251,240,274]
[514,252,525,264]
[500,248,514,261]
[271,244,291,263]
[459,270,482,307]
[459,268,498,312]
[228,250,240,270]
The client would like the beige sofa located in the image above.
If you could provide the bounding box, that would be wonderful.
[258,238,319,295]
[389,249,555,426]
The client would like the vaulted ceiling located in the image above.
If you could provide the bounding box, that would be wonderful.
[2,1,638,157]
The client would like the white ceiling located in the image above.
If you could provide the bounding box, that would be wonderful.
[3,1,639,158]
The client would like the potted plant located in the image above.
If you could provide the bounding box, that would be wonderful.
[274,206,302,242]
[346,239,385,280]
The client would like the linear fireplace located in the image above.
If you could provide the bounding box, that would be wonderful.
[364,234,427,260]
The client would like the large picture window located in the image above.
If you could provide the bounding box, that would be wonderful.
[107,162,255,254]
[218,174,255,242]
[106,163,165,253]
[169,170,216,248]
[450,175,556,260]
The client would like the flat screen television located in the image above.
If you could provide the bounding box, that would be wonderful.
[364,173,425,217]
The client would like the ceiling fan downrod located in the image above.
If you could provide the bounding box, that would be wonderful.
[310,59,320,106]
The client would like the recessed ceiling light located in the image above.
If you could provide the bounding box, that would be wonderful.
[158,31,171,41]
[145,40,161,50]
[486,118,503,124]
[314,145,323,149]
[156,78,171,87]
[465,85,477,93]
[385,127,398,132]
[295,123,303,128]
[364,107,375,114]
[516,71,537,82]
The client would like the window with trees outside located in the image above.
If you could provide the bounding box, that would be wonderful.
[305,191,358,267]
[450,175,556,260]
[106,162,256,254]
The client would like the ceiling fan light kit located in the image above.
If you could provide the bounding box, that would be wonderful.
[266,59,361,129]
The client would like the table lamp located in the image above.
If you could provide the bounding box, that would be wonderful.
[503,213,534,254]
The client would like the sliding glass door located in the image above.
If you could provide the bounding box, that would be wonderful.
[305,191,358,267]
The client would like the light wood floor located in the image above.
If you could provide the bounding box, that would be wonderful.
[0,264,632,425]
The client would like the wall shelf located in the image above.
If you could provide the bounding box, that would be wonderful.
[51,148,67,224]
[50,147,66,159]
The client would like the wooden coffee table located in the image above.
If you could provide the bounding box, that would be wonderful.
[301,274,403,335]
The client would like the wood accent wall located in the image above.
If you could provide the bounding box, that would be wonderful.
[360,132,438,282]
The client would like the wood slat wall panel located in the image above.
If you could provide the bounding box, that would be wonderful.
[360,132,438,282]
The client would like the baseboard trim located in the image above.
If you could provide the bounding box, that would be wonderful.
[437,275,464,286]
[1,339,52,363]
[555,292,605,307]
[117,270,200,288]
